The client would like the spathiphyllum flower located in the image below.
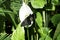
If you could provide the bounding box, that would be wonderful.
[19,2,33,27]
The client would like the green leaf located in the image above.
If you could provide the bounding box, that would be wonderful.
[11,23,25,40]
[52,0,60,5]
[42,27,51,35]
[35,12,45,37]
[31,0,47,8]
[45,36,52,40]
[45,4,55,11]
[53,23,60,40]
[57,34,60,40]
[4,10,17,28]
[39,35,52,40]
[0,0,5,5]
[0,9,5,32]
[35,12,42,28]
[8,12,17,27]
[39,37,45,40]
[38,27,51,37]
[4,34,11,40]
[51,14,60,26]
[0,33,11,40]
[0,33,8,40]
[0,8,4,13]
[10,2,21,14]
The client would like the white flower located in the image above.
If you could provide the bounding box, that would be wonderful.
[19,2,33,24]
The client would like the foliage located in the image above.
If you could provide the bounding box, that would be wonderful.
[0,0,60,40]
[31,0,46,8]
[0,33,11,40]
[11,23,25,40]
[53,23,60,40]
[51,14,60,26]
[56,34,60,40]
[35,12,42,28]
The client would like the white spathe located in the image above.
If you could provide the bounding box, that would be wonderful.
[19,2,33,23]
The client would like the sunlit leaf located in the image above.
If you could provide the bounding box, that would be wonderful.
[11,23,25,40]
[35,12,44,37]
[31,0,47,8]
[35,12,42,28]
